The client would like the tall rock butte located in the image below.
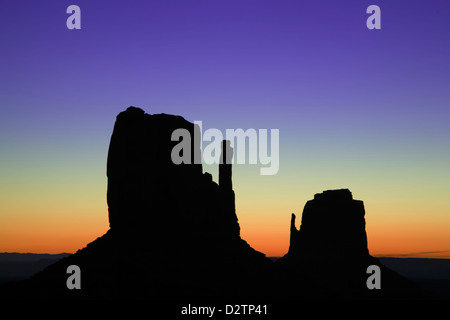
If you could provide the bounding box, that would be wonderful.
[104,106,270,298]
[106,106,241,241]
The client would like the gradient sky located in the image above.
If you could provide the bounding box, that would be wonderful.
[1,0,450,257]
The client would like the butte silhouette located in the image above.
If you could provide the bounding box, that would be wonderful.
[1,107,427,299]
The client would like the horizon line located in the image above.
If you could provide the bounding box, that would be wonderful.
[2,251,450,260]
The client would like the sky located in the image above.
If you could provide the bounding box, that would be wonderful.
[1,0,450,257]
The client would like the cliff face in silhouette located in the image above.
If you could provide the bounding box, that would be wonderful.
[107,107,240,243]
[277,189,422,298]
[289,189,369,259]
[1,107,426,299]
[2,107,269,299]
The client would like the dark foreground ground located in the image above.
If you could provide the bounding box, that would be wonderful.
[1,253,449,298]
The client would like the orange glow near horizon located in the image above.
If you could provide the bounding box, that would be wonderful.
[1,179,450,258]
[2,209,450,258]
[2,197,450,258]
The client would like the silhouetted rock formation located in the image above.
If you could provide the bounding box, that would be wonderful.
[218,140,240,237]
[277,189,425,298]
[0,107,428,300]
[107,107,201,232]
[107,107,241,244]
[288,189,369,259]
[2,107,269,299]
[105,107,269,297]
